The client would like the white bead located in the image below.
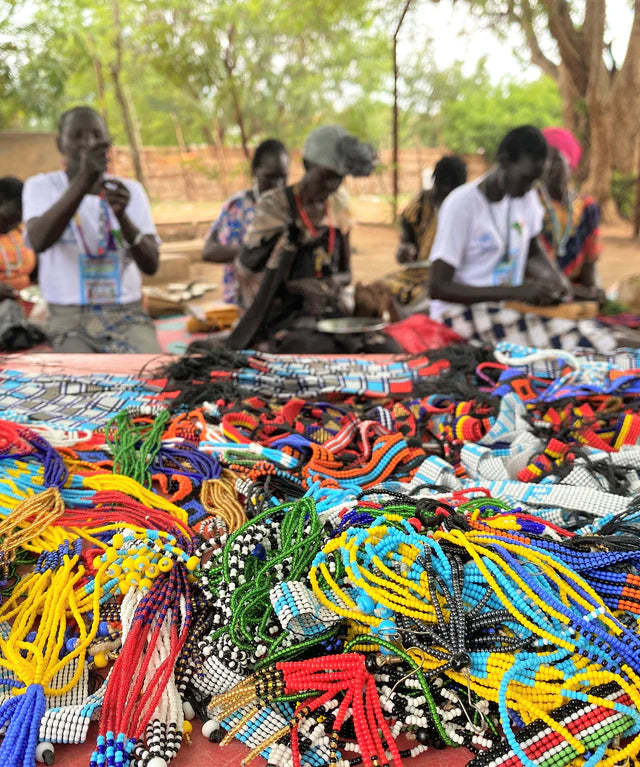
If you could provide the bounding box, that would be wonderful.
[36,743,55,764]
[148,759,168,767]
[202,718,220,738]
[182,702,195,720]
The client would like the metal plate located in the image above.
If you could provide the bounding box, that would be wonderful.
[403,260,430,270]
[18,285,42,303]
[316,317,388,335]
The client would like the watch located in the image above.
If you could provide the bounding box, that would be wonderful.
[129,231,145,248]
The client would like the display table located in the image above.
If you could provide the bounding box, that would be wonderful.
[2,352,473,767]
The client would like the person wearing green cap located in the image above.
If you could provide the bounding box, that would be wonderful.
[227,125,382,351]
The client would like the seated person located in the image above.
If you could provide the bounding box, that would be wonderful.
[397,155,467,264]
[429,125,618,354]
[538,127,602,296]
[228,125,394,353]
[386,156,467,308]
[203,139,289,305]
[23,105,161,353]
[0,176,37,292]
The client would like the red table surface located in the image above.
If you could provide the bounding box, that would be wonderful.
[57,725,473,766]
[5,353,473,766]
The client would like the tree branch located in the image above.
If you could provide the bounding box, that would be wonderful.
[516,0,559,80]
[583,0,606,90]
[542,0,587,92]
[394,0,414,41]
[112,0,122,76]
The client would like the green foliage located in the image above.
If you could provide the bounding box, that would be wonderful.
[611,171,637,221]
[440,63,563,158]
[2,0,564,161]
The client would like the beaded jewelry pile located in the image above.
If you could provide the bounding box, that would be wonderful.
[3,343,640,766]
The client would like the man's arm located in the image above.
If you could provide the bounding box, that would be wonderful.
[26,142,108,254]
[429,259,551,305]
[118,211,159,276]
[102,179,159,276]
[202,229,239,264]
[525,237,569,301]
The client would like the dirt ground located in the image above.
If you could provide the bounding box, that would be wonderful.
[152,198,640,302]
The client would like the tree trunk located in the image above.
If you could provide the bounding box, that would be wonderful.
[110,67,146,187]
[110,0,146,188]
[93,56,107,122]
[634,133,640,237]
[392,0,415,223]
[201,121,231,198]
[583,104,617,218]
[392,34,399,223]
[228,81,250,162]
[510,0,640,220]
[222,25,251,162]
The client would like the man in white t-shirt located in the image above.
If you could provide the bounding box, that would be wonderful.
[429,125,569,322]
[423,126,623,352]
[23,105,161,353]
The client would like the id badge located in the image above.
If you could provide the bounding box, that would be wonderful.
[80,252,121,305]
[493,260,515,286]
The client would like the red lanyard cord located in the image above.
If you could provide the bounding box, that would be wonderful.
[294,192,336,257]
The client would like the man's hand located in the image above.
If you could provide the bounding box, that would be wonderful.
[512,280,563,306]
[102,179,131,219]
[571,283,606,304]
[77,142,110,188]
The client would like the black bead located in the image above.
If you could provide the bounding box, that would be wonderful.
[451,652,471,672]
[43,750,55,766]
[416,727,431,745]
[432,734,448,750]
[209,729,225,743]
[365,654,378,674]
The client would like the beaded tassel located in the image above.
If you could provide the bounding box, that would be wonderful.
[0,530,105,766]
[209,654,402,767]
[90,566,192,767]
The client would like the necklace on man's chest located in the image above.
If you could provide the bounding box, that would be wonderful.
[73,194,115,259]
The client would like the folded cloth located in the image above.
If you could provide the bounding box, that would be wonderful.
[383,313,464,353]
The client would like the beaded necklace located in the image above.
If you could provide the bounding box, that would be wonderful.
[0,525,108,766]
[539,184,574,258]
[72,194,115,260]
[310,505,640,759]
[107,410,171,489]
[201,498,325,677]
[294,189,336,267]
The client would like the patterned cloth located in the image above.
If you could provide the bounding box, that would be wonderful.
[400,190,439,261]
[226,350,449,400]
[0,369,165,430]
[539,194,601,282]
[0,227,36,291]
[207,190,256,304]
[47,301,160,354]
[441,302,617,354]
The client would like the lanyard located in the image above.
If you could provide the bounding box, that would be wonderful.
[486,196,513,262]
[294,191,336,258]
[73,195,114,259]
[539,184,574,258]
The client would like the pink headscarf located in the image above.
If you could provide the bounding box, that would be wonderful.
[542,127,582,172]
